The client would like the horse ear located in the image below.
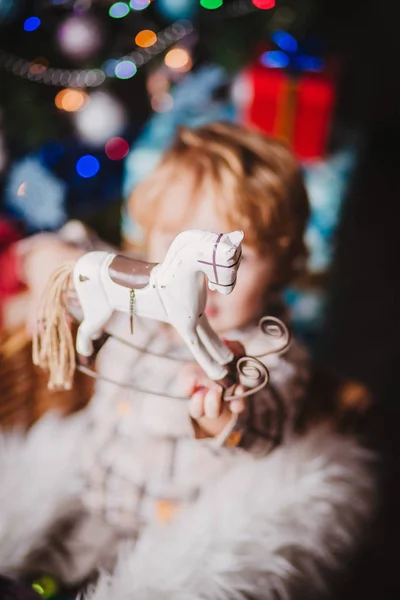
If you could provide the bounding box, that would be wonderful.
[228,230,244,247]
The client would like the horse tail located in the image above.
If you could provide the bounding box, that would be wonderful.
[32,262,76,390]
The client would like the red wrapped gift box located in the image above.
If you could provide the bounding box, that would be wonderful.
[239,61,336,160]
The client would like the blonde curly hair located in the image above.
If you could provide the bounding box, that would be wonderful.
[129,121,310,286]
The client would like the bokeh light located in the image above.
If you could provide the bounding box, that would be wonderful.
[135,29,157,47]
[130,0,150,10]
[109,2,130,18]
[260,50,290,68]
[164,48,191,70]
[105,137,130,160]
[31,576,59,599]
[151,93,174,112]
[251,0,275,9]
[155,0,198,20]
[200,0,223,9]
[115,60,137,79]
[271,30,298,53]
[295,55,324,72]
[57,15,103,60]
[102,59,118,77]
[55,88,88,112]
[146,70,170,97]
[23,16,41,31]
[29,57,49,75]
[73,91,127,146]
[76,155,100,178]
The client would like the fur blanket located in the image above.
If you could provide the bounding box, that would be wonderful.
[0,414,375,600]
[0,413,85,573]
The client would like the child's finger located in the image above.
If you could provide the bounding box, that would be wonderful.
[180,364,223,398]
[230,397,246,414]
[189,388,207,419]
[204,388,223,419]
[229,385,246,414]
[179,364,205,396]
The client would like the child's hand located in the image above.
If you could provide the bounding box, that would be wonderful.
[180,340,247,437]
[17,234,83,335]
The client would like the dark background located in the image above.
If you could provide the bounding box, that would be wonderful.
[319,1,400,598]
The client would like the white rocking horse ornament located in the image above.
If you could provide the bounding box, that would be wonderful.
[33,229,246,391]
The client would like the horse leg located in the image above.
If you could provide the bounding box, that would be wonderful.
[76,308,113,357]
[176,324,228,381]
[76,320,94,357]
[196,314,234,366]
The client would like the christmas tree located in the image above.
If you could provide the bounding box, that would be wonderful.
[0,0,319,240]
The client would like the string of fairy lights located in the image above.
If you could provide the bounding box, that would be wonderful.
[0,0,276,178]
[0,0,272,88]
[0,20,194,88]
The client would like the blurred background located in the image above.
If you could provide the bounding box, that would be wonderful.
[0,0,399,598]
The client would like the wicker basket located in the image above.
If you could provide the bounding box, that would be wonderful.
[0,324,93,430]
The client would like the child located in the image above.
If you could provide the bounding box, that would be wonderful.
[0,123,374,600]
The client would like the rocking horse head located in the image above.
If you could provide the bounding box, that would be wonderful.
[166,229,244,295]
[198,230,244,295]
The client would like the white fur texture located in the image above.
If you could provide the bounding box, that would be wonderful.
[0,414,376,599]
[86,427,376,600]
[0,412,85,574]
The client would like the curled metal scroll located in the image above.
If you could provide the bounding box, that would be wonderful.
[76,314,291,401]
[255,316,290,357]
[222,316,290,401]
[223,356,269,401]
